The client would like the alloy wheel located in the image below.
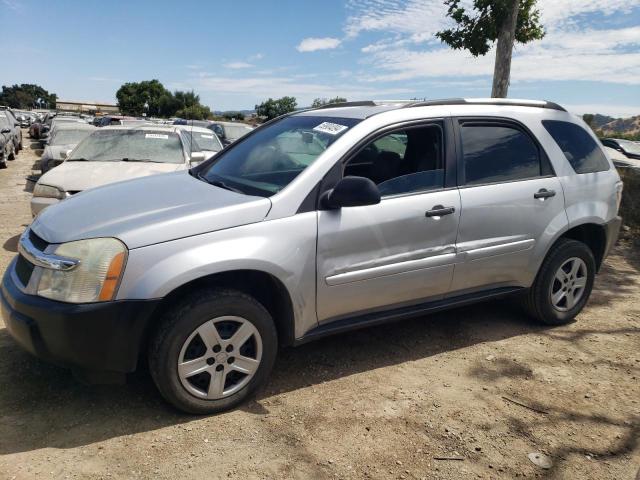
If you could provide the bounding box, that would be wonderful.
[550,257,588,311]
[177,316,263,400]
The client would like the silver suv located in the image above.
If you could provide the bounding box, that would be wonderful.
[1,99,623,414]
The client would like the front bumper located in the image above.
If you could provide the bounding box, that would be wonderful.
[1,259,160,376]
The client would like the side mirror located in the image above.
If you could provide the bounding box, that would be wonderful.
[321,176,381,209]
[60,149,72,159]
[189,151,206,165]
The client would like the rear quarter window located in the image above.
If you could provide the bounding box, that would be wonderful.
[542,120,609,174]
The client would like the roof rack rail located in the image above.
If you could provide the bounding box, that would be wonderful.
[402,98,567,112]
[312,100,378,110]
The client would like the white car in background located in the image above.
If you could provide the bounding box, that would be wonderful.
[174,125,223,161]
[208,121,254,146]
[31,125,204,216]
[40,123,97,173]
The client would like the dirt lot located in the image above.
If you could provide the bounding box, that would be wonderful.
[0,133,638,480]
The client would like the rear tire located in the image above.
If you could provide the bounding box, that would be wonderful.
[149,288,278,414]
[525,238,596,325]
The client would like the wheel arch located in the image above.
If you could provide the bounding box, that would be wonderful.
[139,269,297,367]
[543,221,608,273]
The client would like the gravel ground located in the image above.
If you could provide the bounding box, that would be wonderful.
[0,133,639,480]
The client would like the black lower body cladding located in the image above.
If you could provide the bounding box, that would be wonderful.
[1,261,160,378]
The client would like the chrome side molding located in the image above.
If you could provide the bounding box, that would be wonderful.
[18,230,79,271]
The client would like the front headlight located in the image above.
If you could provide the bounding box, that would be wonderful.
[33,183,65,200]
[37,238,127,303]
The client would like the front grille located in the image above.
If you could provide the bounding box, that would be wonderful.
[15,254,34,286]
[28,229,49,251]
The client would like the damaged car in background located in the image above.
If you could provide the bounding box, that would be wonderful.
[40,123,96,173]
[31,125,205,215]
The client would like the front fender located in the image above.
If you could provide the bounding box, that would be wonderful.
[117,212,318,338]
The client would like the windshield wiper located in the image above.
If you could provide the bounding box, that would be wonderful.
[120,158,165,163]
[209,179,244,194]
[66,157,89,161]
[196,173,243,194]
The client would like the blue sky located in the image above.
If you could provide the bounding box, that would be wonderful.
[1,0,639,117]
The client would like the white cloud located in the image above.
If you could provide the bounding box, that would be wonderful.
[248,53,264,61]
[343,0,640,85]
[224,61,253,69]
[177,72,411,108]
[564,103,640,118]
[345,0,448,38]
[296,37,342,52]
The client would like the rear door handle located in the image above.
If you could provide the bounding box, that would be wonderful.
[425,205,456,217]
[534,188,556,199]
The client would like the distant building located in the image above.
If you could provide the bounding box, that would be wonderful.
[56,100,119,115]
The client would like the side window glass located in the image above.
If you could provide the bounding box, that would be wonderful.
[542,120,610,174]
[461,124,540,185]
[345,125,444,196]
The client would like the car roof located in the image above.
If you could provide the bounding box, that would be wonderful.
[212,121,253,127]
[293,98,567,120]
[99,125,183,133]
[51,123,96,131]
[174,125,214,133]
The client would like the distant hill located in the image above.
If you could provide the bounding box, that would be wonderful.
[590,114,616,129]
[599,116,640,138]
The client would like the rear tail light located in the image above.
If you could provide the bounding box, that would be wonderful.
[615,181,623,212]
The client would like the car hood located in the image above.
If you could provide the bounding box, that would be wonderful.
[37,160,186,192]
[31,171,272,249]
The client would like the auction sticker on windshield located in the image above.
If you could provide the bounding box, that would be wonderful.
[313,122,348,135]
[145,133,169,139]
[200,134,214,139]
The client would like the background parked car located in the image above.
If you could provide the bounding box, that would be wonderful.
[29,112,53,139]
[0,125,12,168]
[601,138,640,160]
[0,107,23,152]
[207,121,253,146]
[31,125,205,215]
[40,123,96,173]
[40,115,87,143]
[172,119,212,128]
[175,124,223,161]
[94,115,138,127]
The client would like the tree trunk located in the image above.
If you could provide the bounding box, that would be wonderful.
[491,0,519,98]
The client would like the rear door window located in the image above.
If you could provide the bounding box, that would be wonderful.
[542,120,609,173]
[460,123,543,185]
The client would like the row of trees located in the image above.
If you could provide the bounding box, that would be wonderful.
[0,84,57,109]
[254,96,348,120]
[115,80,213,119]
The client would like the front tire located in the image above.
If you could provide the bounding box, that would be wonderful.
[525,238,596,325]
[149,288,278,414]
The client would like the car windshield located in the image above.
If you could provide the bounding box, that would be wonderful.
[617,139,640,155]
[50,129,94,146]
[182,130,223,152]
[199,115,360,196]
[69,129,185,163]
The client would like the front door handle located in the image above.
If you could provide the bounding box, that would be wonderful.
[425,205,456,217]
[534,188,556,199]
